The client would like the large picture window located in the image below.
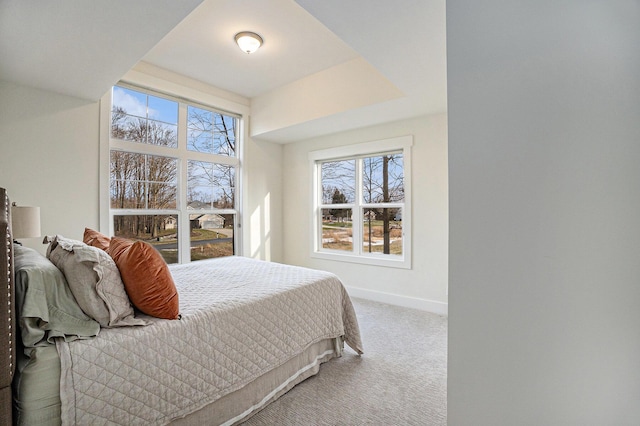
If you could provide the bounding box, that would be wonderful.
[106,84,241,264]
[310,136,412,269]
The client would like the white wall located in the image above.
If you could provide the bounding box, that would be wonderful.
[0,75,283,262]
[447,1,640,424]
[282,114,448,314]
[0,81,100,253]
[250,58,403,140]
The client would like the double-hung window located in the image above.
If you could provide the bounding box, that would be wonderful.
[106,84,241,264]
[310,136,412,269]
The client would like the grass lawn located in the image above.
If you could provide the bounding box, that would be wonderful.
[190,228,225,240]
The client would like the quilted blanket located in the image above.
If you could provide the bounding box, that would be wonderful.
[57,257,363,425]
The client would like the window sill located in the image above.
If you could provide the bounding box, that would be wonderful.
[311,250,411,270]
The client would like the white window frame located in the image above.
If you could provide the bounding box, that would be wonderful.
[309,135,412,269]
[99,82,243,263]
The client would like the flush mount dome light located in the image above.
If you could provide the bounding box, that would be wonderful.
[234,31,263,54]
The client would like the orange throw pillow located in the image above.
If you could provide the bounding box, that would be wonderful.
[107,237,180,320]
[83,227,111,251]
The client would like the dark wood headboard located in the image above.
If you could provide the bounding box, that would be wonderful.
[0,188,15,424]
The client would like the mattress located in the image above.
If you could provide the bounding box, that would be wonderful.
[14,256,362,425]
[13,346,61,425]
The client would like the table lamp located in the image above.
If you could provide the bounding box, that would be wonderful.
[11,203,41,244]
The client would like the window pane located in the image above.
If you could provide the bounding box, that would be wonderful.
[321,160,355,204]
[187,106,213,129]
[362,154,404,203]
[110,151,177,209]
[213,114,236,156]
[112,86,147,118]
[111,86,177,148]
[362,208,402,256]
[147,95,178,125]
[187,131,213,154]
[187,106,236,156]
[321,208,352,251]
[113,215,178,264]
[146,120,177,147]
[187,106,214,153]
[110,181,145,209]
[189,213,235,261]
[147,183,177,209]
[187,161,235,209]
[110,151,145,208]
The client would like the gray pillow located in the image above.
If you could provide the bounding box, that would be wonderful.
[45,235,148,328]
[14,245,99,346]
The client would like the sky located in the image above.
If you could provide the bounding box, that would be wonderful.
[113,86,178,124]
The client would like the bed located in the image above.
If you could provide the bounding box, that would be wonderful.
[0,187,363,425]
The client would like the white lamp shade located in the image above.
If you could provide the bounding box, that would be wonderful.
[11,205,41,239]
[235,31,263,54]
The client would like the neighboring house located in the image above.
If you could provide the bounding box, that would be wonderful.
[164,216,177,230]
[190,214,225,230]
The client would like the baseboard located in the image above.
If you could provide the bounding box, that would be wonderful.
[345,286,448,316]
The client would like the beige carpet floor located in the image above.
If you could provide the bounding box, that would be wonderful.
[241,297,448,425]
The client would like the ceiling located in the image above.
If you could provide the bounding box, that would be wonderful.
[0,0,446,143]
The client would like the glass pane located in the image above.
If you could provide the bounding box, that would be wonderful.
[187,107,236,157]
[187,106,213,153]
[187,161,235,209]
[362,208,402,256]
[321,160,355,204]
[111,115,147,143]
[146,153,177,208]
[213,114,236,156]
[187,130,214,154]
[112,86,147,118]
[110,151,177,209]
[147,95,178,125]
[187,106,213,129]
[146,120,177,147]
[189,213,235,261]
[147,183,177,209]
[321,208,353,251]
[362,154,404,203]
[110,181,145,209]
[110,151,145,208]
[111,86,177,148]
[113,215,178,264]
[147,154,177,184]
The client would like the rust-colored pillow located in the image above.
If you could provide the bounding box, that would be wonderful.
[84,227,111,251]
[107,237,179,320]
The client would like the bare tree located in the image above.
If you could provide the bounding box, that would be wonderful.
[362,154,404,254]
[321,160,355,204]
[187,161,235,209]
[187,107,236,156]
[186,108,236,209]
[110,107,177,238]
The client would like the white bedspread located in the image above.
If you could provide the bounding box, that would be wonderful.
[57,257,363,425]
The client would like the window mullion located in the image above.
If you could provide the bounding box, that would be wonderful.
[353,157,363,256]
[178,103,190,264]
[314,163,321,252]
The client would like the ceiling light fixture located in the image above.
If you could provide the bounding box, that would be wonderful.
[234,31,263,54]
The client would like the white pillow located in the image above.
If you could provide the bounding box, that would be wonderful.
[45,235,148,327]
